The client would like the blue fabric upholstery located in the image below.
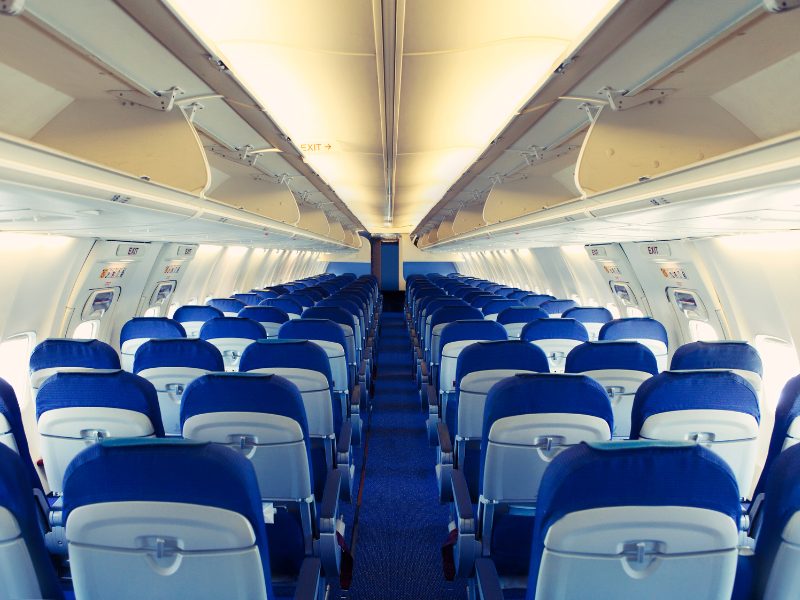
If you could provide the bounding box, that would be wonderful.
[670,341,763,376]
[120,317,185,344]
[630,370,760,440]
[30,338,120,372]
[206,298,247,314]
[508,290,530,300]
[540,299,578,315]
[284,293,314,309]
[599,317,668,345]
[430,306,484,332]
[62,438,273,596]
[481,373,614,489]
[199,317,266,341]
[0,378,42,490]
[260,297,304,315]
[302,307,355,329]
[173,305,223,324]
[238,306,290,324]
[455,340,550,387]
[36,370,165,437]
[470,295,502,309]
[439,320,507,350]
[239,339,334,390]
[0,445,63,599]
[278,319,349,360]
[561,306,613,324]
[252,290,279,301]
[232,293,264,306]
[754,374,800,498]
[482,299,523,317]
[496,306,549,325]
[520,294,555,307]
[565,341,658,376]
[133,338,224,373]
[526,441,741,599]
[754,443,800,597]
[520,319,589,342]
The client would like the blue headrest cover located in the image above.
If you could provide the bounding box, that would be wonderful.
[237,306,290,324]
[470,295,502,309]
[540,299,578,315]
[239,339,333,388]
[482,299,523,316]
[199,317,266,341]
[599,317,668,345]
[561,306,613,324]
[565,341,658,375]
[206,298,246,314]
[431,306,483,329]
[37,370,164,437]
[754,375,800,498]
[455,340,549,386]
[528,442,741,588]
[232,293,264,306]
[283,293,314,308]
[0,379,42,491]
[303,307,354,328]
[30,338,120,372]
[495,306,549,325]
[62,438,272,592]
[520,294,555,307]
[173,305,223,323]
[279,319,347,348]
[253,290,279,300]
[0,445,62,599]
[133,338,224,373]
[440,320,507,348]
[520,318,589,342]
[670,341,763,376]
[630,370,760,439]
[260,298,303,314]
[120,317,186,344]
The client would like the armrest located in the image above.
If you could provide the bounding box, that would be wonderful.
[320,469,343,525]
[419,360,429,380]
[451,468,474,524]
[474,558,505,600]
[358,360,367,380]
[351,381,362,413]
[337,420,353,457]
[294,557,322,600]
[427,384,439,416]
[437,421,453,456]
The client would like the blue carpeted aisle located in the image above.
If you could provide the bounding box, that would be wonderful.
[344,312,467,599]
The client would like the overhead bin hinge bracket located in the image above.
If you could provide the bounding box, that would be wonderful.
[110,87,185,112]
[578,102,602,124]
[0,0,24,15]
[598,86,675,111]
[489,174,504,186]
[296,191,311,203]
[182,102,204,122]
[277,173,293,186]
[520,144,579,166]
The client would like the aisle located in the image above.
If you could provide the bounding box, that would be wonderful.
[346,312,466,599]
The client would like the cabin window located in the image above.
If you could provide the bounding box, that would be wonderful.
[669,288,718,342]
[755,335,800,410]
[0,333,35,409]
[144,280,177,318]
[72,320,99,339]
[610,281,644,318]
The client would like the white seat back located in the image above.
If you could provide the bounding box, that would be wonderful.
[529,339,583,373]
[639,409,759,495]
[180,321,204,338]
[204,338,255,372]
[482,413,610,503]
[617,338,668,372]
[581,369,652,438]
[536,506,738,600]
[501,323,526,340]
[182,412,312,501]
[441,340,482,394]
[120,339,149,372]
[136,367,212,435]
[0,414,18,453]
[456,369,537,439]
[583,322,604,341]
[309,340,348,393]
[0,507,47,599]
[763,512,800,600]
[67,501,267,600]
[38,408,156,493]
[258,323,282,338]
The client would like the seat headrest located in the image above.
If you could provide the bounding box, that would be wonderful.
[36,370,164,437]
[259,297,304,314]
[30,338,120,372]
[239,339,333,387]
[440,320,507,348]
[237,306,290,324]
[520,294,556,307]
[62,438,271,584]
[430,306,483,329]
[231,293,264,306]
[133,338,224,373]
[206,298,246,314]
[0,379,42,491]
[172,305,223,323]
[120,317,186,345]
[283,293,314,308]
[670,341,763,375]
[482,299,523,316]
[199,317,266,341]
[455,340,549,384]
[565,341,658,375]
[630,370,760,439]
[470,295,503,309]
[540,299,578,315]
[520,318,589,342]
[561,306,613,324]
[252,290,279,301]
[495,306,549,325]
[599,317,668,345]
[279,319,347,347]
[754,374,800,498]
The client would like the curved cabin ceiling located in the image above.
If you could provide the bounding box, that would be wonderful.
[163,0,621,234]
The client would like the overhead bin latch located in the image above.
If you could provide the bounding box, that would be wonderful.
[598,86,674,111]
[110,87,185,112]
[0,0,25,15]
[763,0,800,12]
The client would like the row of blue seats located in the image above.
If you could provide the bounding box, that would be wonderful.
[406,273,799,599]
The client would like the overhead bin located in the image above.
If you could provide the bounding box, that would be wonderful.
[437,219,455,242]
[452,203,486,235]
[297,204,331,237]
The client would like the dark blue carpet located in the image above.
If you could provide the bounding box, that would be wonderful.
[342,312,467,599]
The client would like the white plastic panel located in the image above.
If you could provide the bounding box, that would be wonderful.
[204,338,256,372]
[137,367,211,436]
[0,507,42,600]
[581,369,652,438]
[456,369,538,439]
[529,339,583,373]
